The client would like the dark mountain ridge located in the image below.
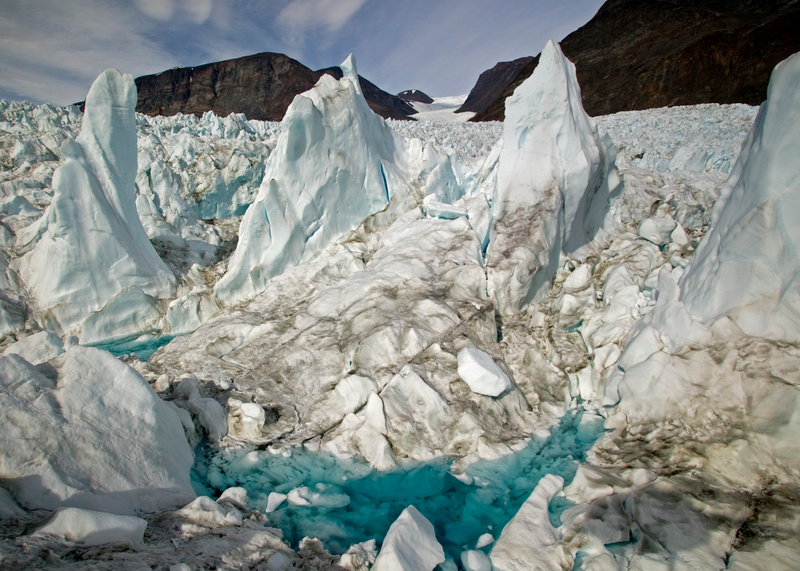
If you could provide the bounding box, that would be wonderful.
[464,0,800,121]
[131,52,416,122]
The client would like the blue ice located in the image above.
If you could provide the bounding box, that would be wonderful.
[192,409,605,565]
[86,332,178,361]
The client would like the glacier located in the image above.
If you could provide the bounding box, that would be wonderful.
[0,42,798,571]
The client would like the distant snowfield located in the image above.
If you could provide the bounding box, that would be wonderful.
[3,44,800,571]
[406,94,475,122]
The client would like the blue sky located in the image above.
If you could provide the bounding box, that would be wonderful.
[0,0,605,106]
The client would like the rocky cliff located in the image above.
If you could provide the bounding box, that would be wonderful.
[133,52,415,121]
[467,0,800,121]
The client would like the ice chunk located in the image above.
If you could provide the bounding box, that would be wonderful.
[637,217,677,245]
[372,505,445,571]
[217,487,248,510]
[457,347,513,397]
[0,347,194,514]
[172,376,228,442]
[287,484,350,508]
[17,69,176,340]
[2,330,63,365]
[490,474,571,571]
[177,496,241,528]
[461,550,492,571]
[487,41,618,316]
[31,507,147,546]
[228,398,266,440]
[266,492,287,513]
[475,533,495,549]
[215,55,408,306]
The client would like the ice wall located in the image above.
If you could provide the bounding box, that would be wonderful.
[486,40,618,317]
[677,51,800,342]
[17,69,176,341]
[215,55,408,306]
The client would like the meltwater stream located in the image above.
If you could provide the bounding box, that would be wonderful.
[191,409,605,564]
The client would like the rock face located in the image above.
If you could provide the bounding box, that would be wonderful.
[133,52,416,122]
[398,89,434,104]
[468,0,800,121]
[456,56,534,115]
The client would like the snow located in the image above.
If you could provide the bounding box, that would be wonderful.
[371,506,445,571]
[406,94,475,123]
[31,507,147,547]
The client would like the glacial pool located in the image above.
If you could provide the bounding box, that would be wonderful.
[86,332,179,361]
[191,408,606,563]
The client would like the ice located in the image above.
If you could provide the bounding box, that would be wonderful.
[489,475,570,571]
[0,486,25,521]
[371,506,445,571]
[15,69,176,341]
[215,55,411,306]
[676,52,800,342]
[171,375,228,443]
[486,41,619,316]
[0,346,194,515]
[637,216,677,245]
[1,330,63,364]
[2,44,796,569]
[31,507,147,547]
[456,347,513,397]
[461,550,492,571]
[217,486,249,510]
[176,496,242,531]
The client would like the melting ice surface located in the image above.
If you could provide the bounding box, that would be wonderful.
[192,409,605,561]
[87,332,178,361]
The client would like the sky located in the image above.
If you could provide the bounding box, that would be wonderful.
[0,0,606,106]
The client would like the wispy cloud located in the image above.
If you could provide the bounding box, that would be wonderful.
[277,0,369,34]
[132,0,215,24]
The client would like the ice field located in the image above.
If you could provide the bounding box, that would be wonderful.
[1,42,799,570]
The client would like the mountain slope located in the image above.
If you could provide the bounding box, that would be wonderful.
[133,52,415,121]
[468,0,800,121]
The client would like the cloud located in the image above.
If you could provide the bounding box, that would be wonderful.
[0,0,178,104]
[182,0,214,25]
[132,0,214,24]
[131,0,175,21]
[277,0,369,33]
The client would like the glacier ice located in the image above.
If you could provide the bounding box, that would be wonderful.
[2,41,800,571]
[16,69,176,341]
[486,40,619,317]
[215,55,411,306]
